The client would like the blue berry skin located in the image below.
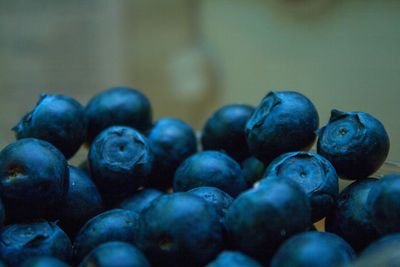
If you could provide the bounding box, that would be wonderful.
[241,156,265,186]
[72,209,141,263]
[118,188,163,214]
[245,91,319,164]
[20,256,70,267]
[137,193,224,267]
[88,126,153,205]
[206,251,262,267]
[85,87,152,144]
[270,231,355,267]
[325,178,380,252]
[360,233,400,260]
[79,241,150,267]
[173,151,248,197]
[0,138,69,221]
[201,104,255,162]
[225,179,311,262]
[147,118,197,190]
[368,174,400,235]
[262,151,339,222]
[58,166,103,239]
[0,221,72,266]
[317,109,389,180]
[188,186,233,222]
[13,94,87,159]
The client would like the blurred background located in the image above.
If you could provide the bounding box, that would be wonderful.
[1,0,399,163]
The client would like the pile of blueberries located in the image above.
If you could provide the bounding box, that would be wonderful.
[0,87,398,267]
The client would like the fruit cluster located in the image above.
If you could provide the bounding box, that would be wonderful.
[0,87,396,267]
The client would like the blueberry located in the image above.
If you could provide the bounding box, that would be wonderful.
[85,87,152,144]
[188,186,233,222]
[262,151,339,222]
[225,179,311,262]
[79,241,150,267]
[0,221,72,266]
[13,94,87,159]
[367,173,400,234]
[137,192,224,267]
[241,156,265,186]
[245,91,319,164]
[173,151,247,197]
[317,109,390,180]
[21,256,70,267]
[359,233,400,264]
[147,118,197,190]
[325,178,380,252]
[270,231,355,267]
[88,126,153,204]
[118,188,163,214]
[0,138,69,221]
[58,166,103,238]
[201,104,255,161]
[73,209,140,263]
[206,251,262,267]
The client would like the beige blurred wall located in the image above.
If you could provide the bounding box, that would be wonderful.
[0,0,399,162]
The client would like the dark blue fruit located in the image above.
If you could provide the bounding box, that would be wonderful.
[0,138,69,221]
[88,126,153,204]
[188,186,233,223]
[262,151,339,222]
[85,87,152,144]
[173,151,247,197]
[13,94,87,159]
[241,156,265,186]
[359,233,400,264]
[225,179,311,262]
[317,109,389,180]
[0,221,72,266]
[206,251,262,267]
[147,118,197,190]
[73,209,140,263]
[270,231,355,267]
[368,174,400,234]
[201,104,255,161]
[325,178,380,252]
[21,256,70,267]
[245,91,319,164]
[118,188,163,214]
[58,166,103,238]
[137,192,224,267]
[79,241,150,267]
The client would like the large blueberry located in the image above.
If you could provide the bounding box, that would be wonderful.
[88,126,153,204]
[0,221,72,266]
[262,151,339,222]
[188,186,233,223]
[241,156,265,186]
[225,179,311,262]
[0,138,69,221]
[58,166,103,238]
[173,151,247,197]
[21,256,70,267]
[13,94,87,159]
[85,87,152,144]
[325,178,380,252]
[137,192,224,267]
[118,188,163,215]
[359,233,400,265]
[79,241,150,267]
[73,209,140,263]
[201,104,255,161]
[270,231,355,267]
[317,109,389,179]
[147,118,197,190]
[245,91,319,164]
[367,174,400,234]
[206,251,262,267]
